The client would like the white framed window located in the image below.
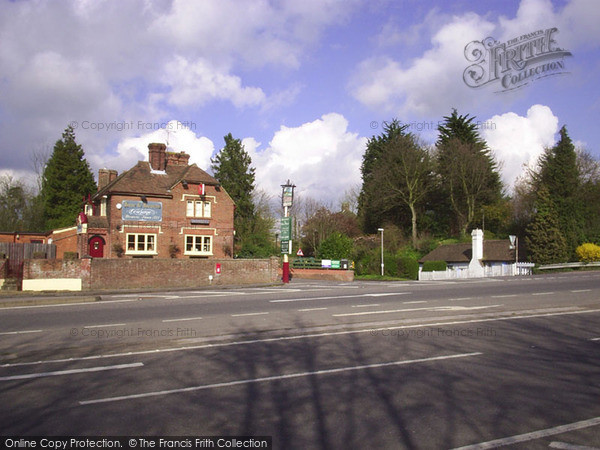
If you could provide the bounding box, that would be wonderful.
[126,233,157,255]
[100,198,107,216]
[185,235,212,256]
[186,200,212,218]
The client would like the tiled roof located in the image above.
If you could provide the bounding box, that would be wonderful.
[419,240,515,263]
[93,161,218,199]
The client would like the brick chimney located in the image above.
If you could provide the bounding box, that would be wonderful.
[148,143,167,171]
[166,151,191,166]
[98,168,118,190]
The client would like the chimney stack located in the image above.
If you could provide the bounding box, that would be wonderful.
[166,151,191,166]
[148,143,167,171]
[98,168,118,190]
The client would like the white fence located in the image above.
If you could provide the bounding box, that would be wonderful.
[419,262,534,281]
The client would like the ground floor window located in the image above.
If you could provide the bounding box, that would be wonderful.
[126,233,157,255]
[185,235,212,256]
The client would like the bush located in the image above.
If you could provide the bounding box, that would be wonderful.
[319,232,353,260]
[576,243,600,262]
[63,251,78,260]
[398,255,419,280]
[422,260,447,272]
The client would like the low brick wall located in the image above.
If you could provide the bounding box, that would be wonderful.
[288,268,354,282]
[23,257,280,291]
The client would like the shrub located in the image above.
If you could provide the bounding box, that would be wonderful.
[576,243,600,262]
[398,254,419,280]
[422,260,447,272]
[319,232,353,260]
[63,251,78,260]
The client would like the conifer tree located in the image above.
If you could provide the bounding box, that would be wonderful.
[40,126,97,230]
[525,186,568,264]
[435,109,503,236]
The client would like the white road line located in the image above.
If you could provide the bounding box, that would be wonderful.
[0,298,139,310]
[83,323,126,328]
[0,362,143,382]
[351,304,380,308]
[297,308,328,312]
[270,292,410,303]
[452,416,600,450]
[590,337,600,341]
[549,441,600,450]
[532,292,555,296]
[333,305,501,317]
[230,312,269,317]
[3,308,598,369]
[403,301,427,304]
[162,317,203,323]
[449,297,472,301]
[491,294,518,298]
[0,329,43,336]
[571,289,592,293]
[79,352,482,405]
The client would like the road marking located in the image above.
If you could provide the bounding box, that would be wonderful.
[403,301,427,304]
[491,294,518,298]
[590,337,600,341]
[270,292,410,303]
[452,416,600,450]
[449,297,472,301]
[230,312,269,317]
[78,352,482,405]
[162,317,203,323]
[549,441,600,450]
[532,292,555,296]
[333,305,501,317]
[0,298,138,310]
[352,304,380,308]
[571,289,592,293]
[0,362,143,381]
[297,308,328,312]
[83,323,126,328]
[0,329,43,336]
[3,309,597,369]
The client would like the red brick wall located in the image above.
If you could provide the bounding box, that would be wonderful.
[98,182,234,259]
[49,228,78,258]
[24,257,280,290]
[287,268,355,282]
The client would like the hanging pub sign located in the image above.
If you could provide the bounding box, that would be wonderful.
[121,200,163,221]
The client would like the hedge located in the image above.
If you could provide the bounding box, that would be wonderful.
[422,260,447,272]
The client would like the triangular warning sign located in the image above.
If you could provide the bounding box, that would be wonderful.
[296,248,304,257]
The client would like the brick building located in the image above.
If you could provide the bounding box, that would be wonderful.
[76,143,235,259]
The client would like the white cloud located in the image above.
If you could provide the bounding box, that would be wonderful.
[350,0,600,118]
[160,57,266,109]
[92,121,215,175]
[246,113,366,202]
[483,104,559,190]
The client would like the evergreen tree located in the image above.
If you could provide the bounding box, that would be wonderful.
[534,126,583,258]
[40,126,97,230]
[358,119,410,233]
[435,109,503,236]
[525,186,568,264]
[211,133,264,255]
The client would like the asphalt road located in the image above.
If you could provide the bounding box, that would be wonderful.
[1,272,600,449]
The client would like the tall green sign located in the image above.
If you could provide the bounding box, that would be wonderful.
[280,217,292,241]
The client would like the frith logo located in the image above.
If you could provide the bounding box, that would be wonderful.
[463,27,572,92]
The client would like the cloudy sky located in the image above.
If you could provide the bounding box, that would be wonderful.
[1,0,598,204]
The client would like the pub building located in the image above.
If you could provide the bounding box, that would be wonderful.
[76,143,235,259]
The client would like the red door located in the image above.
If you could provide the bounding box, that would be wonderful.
[89,236,105,258]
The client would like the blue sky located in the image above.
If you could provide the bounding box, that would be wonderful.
[0,0,598,205]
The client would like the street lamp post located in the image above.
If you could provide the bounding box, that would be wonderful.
[378,228,384,277]
[281,180,296,284]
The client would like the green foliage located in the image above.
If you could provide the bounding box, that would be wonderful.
[435,109,503,236]
[0,175,46,232]
[576,243,600,262]
[422,260,447,272]
[525,186,569,264]
[40,126,97,230]
[398,254,419,280]
[358,119,410,233]
[318,232,353,260]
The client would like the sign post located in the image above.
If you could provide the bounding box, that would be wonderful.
[281,180,295,283]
